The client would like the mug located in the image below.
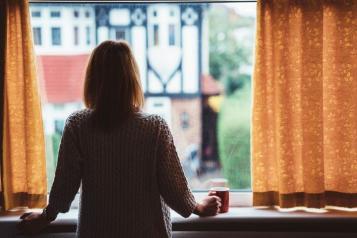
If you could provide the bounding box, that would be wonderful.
[209,186,229,213]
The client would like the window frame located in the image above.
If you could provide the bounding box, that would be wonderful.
[29,0,255,208]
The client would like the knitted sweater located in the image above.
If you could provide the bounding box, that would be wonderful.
[46,109,197,238]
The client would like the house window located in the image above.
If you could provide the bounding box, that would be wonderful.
[168,24,176,46]
[31,11,41,18]
[113,28,127,41]
[180,112,190,129]
[50,11,61,18]
[51,27,61,45]
[153,24,159,46]
[116,30,125,40]
[74,26,79,45]
[74,10,79,18]
[85,11,91,18]
[86,26,91,45]
[32,27,42,46]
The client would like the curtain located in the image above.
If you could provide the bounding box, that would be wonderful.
[0,0,6,211]
[1,0,47,211]
[252,0,357,208]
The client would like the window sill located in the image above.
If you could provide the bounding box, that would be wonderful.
[1,207,357,235]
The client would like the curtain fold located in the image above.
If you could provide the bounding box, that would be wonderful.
[0,0,6,211]
[1,0,47,211]
[252,0,357,208]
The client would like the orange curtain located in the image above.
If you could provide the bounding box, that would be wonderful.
[252,0,357,208]
[1,0,47,211]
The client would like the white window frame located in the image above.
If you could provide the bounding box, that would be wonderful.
[30,0,256,208]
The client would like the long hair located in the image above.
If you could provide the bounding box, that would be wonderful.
[83,40,144,130]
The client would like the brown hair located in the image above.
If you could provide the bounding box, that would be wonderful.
[84,40,144,130]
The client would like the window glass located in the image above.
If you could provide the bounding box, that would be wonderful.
[32,11,41,17]
[33,27,42,45]
[153,24,159,46]
[86,26,91,45]
[30,2,256,191]
[168,24,175,46]
[74,10,79,18]
[74,26,79,45]
[50,11,61,18]
[114,28,127,41]
[51,27,61,45]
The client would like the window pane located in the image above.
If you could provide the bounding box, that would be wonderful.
[32,11,41,18]
[30,3,256,191]
[74,10,79,18]
[50,11,61,18]
[153,24,159,46]
[51,27,61,45]
[86,27,91,45]
[168,24,175,46]
[33,27,42,46]
[74,26,79,45]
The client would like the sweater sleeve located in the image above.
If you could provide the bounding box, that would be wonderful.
[156,117,197,218]
[46,116,83,217]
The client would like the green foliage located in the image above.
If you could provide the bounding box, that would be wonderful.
[208,5,254,95]
[218,84,251,189]
[52,133,61,166]
[45,133,61,189]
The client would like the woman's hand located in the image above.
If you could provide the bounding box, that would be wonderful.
[18,212,50,235]
[194,195,221,217]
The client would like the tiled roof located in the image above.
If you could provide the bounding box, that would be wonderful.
[201,74,223,96]
[37,54,89,103]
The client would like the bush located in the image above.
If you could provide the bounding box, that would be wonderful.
[218,84,251,189]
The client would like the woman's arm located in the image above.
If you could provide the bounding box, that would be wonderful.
[156,117,220,217]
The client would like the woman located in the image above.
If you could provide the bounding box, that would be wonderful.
[19,41,221,237]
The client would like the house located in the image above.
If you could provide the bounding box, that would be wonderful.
[30,3,217,168]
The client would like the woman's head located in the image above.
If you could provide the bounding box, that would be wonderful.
[84,40,144,129]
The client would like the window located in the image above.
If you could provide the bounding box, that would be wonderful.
[74,26,79,45]
[74,10,79,18]
[86,26,91,45]
[31,11,41,17]
[153,24,159,46]
[168,24,175,46]
[115,30,125,40]
[32,27,42,46]
[30,2,256,193]
[51,27,61,45]
[50,11,61,18]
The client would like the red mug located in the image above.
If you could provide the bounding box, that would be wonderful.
[209,187,229,213]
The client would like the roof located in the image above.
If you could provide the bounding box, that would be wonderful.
[37,54,89,103]
[201,74,223,96]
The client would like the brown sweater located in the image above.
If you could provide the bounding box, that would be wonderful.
[46,109,197,238]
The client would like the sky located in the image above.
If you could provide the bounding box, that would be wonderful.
[223,2,257,18]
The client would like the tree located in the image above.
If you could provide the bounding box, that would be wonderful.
[208,4,254,95]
